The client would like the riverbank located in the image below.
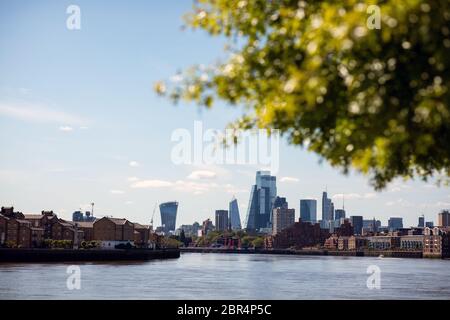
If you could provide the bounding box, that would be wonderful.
[180,247,425,259]
[0,248,180,262]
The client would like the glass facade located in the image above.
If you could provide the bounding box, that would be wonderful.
[159,201,178,234]
[300,199,317,223]
[229,198,242,230]
[321,192,334,222]
[244,171,277,231]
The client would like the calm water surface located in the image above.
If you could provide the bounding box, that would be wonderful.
[1,253,449,299]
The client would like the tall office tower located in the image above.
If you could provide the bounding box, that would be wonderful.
[363,219,381,232]
[215,210,229,232]
[272,207,295,235]
[244,171,277,231]
[388,217,403,231]
[425,221,434,228]
[273,196,288,209]
[300,199,317,223]
[321,191,334,221]
[335,209,346,220]
[418,215,425,228]
[438,210,450,227]
[159,201,178,234]
[350,216,363,235]
[202,218,214,236]
[229,197,242,230]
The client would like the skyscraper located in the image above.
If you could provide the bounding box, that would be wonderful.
[418,215,425,228]
[159,201,178,234]
[438,210,450,227]
[350,216,363,235]
[229,197,241,230]
[388,217,403,231]
[244,171,277,231]
[272,207,295,235]
[215,210,229,232]
[321,191,334,222]
[273,196,288,209]
[300,199,317,223]
[335,209,346,220]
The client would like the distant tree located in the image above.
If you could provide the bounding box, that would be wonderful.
[161,237,182,249]
[180,229,186,245]
[155,0,450,189]
[252,237,265,249]
[241,235,254,248]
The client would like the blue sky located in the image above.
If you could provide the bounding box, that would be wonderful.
[1,0,449,228]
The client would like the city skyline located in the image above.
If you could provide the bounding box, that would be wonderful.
[1,0,450,229]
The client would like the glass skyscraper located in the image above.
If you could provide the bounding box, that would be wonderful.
[215,210,229,232]
[300,199,317,223]
[321,191,334,222]
[350,216,363,235]
[229,197,242,230]
[159,201,178,234]
[334,209,346,220]
[244,171,277,231]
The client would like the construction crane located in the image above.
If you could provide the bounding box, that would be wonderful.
[150,202,158,228]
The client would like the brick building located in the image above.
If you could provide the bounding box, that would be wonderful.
[133,223,150,247]
[400,235,424,250]
[272,208,295,236]
[1,207,25,220]
[367,236,401,250]
[93,217,134,249]
[0,215,8,245]
[76,221,94,241]
[423,227,450,258]
[338,236,350,250]
[348,236,368,250]
[335,219,354,237]
[24,211,59,239]
[324,235,338,249]
[6,219,32,247]
[271,219,329,249]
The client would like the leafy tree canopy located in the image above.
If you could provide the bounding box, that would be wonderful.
[155,0,450,189]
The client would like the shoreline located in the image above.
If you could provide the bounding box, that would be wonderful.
[180,247,435,259]
[0,248,180,263]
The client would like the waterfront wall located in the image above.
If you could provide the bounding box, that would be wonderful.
[0,248,180,262]
[180,247,425,259]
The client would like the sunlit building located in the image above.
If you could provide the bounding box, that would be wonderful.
[244,171,277,231]
[229,197,242,230]
[300,199,317,223]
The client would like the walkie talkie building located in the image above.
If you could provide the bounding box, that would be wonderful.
[159,201,178,234]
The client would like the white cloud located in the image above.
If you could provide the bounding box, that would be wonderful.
[80,126,89,130]
[129,161,140,167]
[172,180,218,194]
[131,179,173,188]
[388,182,412,193]
[124,201,134,205]
[420,201,450,208]
[187,170,217,180]
[59,126,73,132]
[127,177,139,182]
[110,190,125,194]
[129,177,244,196]
[0,102,88,125]
[385,198,413,207]
[280,176,299,183]
[332,193,377,200]
[223,183,248,194]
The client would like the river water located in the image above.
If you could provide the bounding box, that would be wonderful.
[0,253,449,299]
